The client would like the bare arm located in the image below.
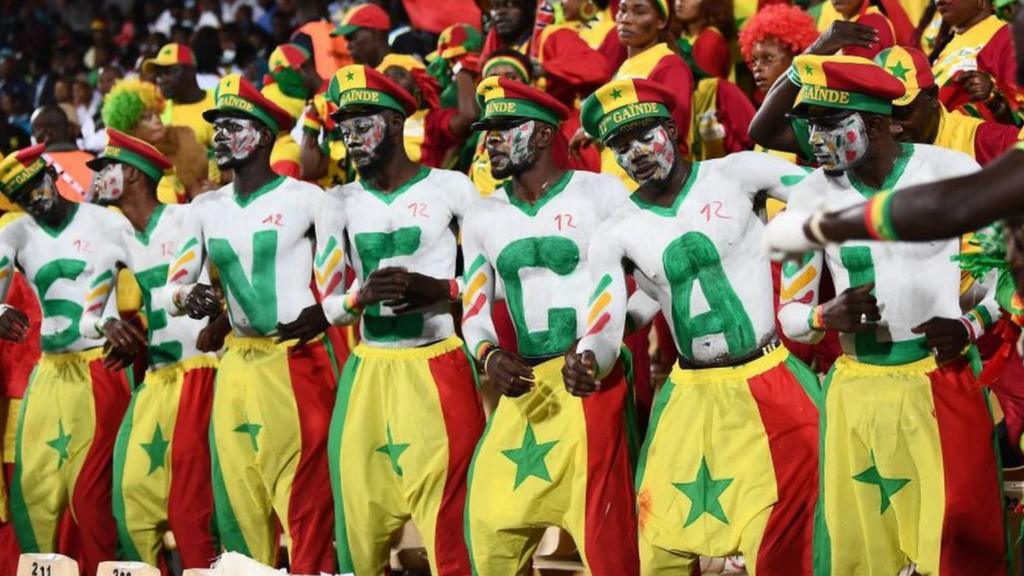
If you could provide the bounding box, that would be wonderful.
[818,147,1024,242]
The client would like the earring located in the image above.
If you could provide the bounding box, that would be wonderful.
[580,0,598,20]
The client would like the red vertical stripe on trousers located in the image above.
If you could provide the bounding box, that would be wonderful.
[168,366,218,569]
[427,347,485,576]
[0,463,19,576]
[285,341,337,574]
[72,360,130,576]
[747,362,818,576]
[581,363,640,576]
[931,360,1007,575]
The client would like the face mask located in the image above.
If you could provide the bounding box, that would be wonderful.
[808,113,870,172]
[213,117,263,167]
[220,49,236,66]
[611,124,675,184]
[487,120,536,178]
[339,113,391,172]
[88,163,124,204]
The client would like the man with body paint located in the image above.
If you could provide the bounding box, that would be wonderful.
[163,74,337,574]
[315,63,485,576]
[565,77,819,576]
[460,76,639,576]
[0,143,134,576]
[774,54,1007,575]
[78,128,219,569]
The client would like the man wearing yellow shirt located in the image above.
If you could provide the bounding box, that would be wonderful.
[144,43,216,151]
[876,46,1023,167]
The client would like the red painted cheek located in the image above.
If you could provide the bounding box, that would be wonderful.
[845,149,858,162]
[845,131,857,143]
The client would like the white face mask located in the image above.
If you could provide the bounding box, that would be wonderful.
[213,116,263,167]
[808,112,870,172]
[610,124,675,184]
[88,163,125,204]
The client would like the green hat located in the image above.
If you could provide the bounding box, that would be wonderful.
[472,76,569,130]
[580,78,677,141]
[789,54,907,117]
[327,64,419,117]
[203,74,296,133]
[86,128,172,182]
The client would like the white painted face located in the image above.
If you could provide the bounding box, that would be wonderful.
[88,163,125,204]
[485,120,536,179]
[808,112,870,172]
[338,113,389,168]
[609,124,675,184]
[212,116,263,167]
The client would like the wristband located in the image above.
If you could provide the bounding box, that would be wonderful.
[806,211,829,245]
[342,291,362,315]
[480,345,502,370]
[809,305,826,331]
[960,308,993,341]
[864,189,898,241]
[172,286,190,310]
[448,279,460,303]
[786,63,802,86]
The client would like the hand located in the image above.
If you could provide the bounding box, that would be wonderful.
[277,303,329,346]
[183,284,222,320]
[563,349,599,397]
[0,306,29,342]
[809,21,880,56]
[821,282,880,332]
[197,313,230,353]
[454,52,481,75]
[958,71,995,102]
[357,267,411,307]
[764,210,822,260]
[103,343,135,371]
[912,317,970,364]
[484,349,535,397]
[360,267,450,313]
[103,318,147,358]
[569,128,599,162]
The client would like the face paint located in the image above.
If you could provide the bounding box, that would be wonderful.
[338,113,389,169]
[212,117,263,167]
[808,113,869,171]
[88,163,125,204]
[611,124,675,185]
[14,172,58,219]
[486,120,536,179]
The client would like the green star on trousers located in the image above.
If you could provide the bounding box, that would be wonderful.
[502,423,558,489]
[47,420,72,469]
[234,421,263,452]
[853,450,910,514]
[375,423,410,477]
[673,456,734,527]
[141,424,170,475]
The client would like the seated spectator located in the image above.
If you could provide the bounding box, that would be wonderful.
[809,0,897,59]
[102,78,211,203]
[29,105,94,202]
[377,52,479,168]
[144,43,217,151]
[675,0,735,79]
[930,0,1022,126]
[262,43,325,177]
